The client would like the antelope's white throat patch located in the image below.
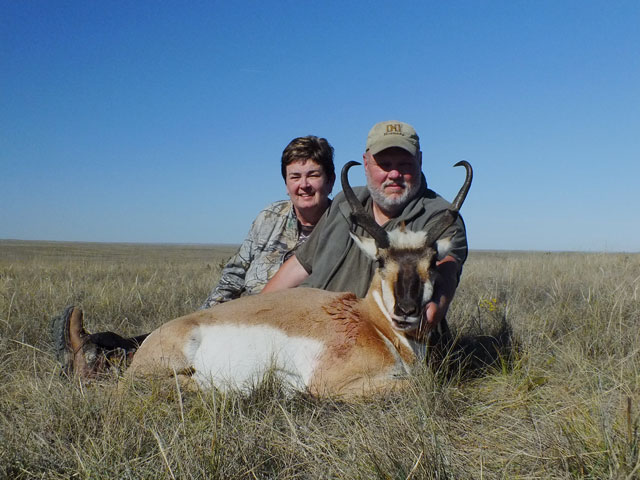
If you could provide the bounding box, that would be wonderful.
[372,290,411,351]
[422,282,434,306]
[184,324,325,392]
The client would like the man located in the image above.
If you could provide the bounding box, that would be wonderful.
[263,120,467,331]
[54,135,336,378]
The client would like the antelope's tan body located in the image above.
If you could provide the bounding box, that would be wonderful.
[128,285,419,398]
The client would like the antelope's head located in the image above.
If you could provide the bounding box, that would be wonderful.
[341,160,472,332]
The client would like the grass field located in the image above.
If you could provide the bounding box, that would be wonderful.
[1,240,638,479]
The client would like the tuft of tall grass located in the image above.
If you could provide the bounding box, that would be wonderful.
[1,241,639,478]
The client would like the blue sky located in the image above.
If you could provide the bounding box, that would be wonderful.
[1,1,638,252]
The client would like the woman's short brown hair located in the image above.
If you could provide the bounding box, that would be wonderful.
[281,136,335,182]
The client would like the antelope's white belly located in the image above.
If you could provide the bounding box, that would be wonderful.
[184,323,325,392]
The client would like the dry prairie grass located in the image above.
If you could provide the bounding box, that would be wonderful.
[1,240,638,479]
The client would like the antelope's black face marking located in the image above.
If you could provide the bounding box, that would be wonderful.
[393,251,425,319]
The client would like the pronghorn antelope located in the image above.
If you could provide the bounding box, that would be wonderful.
[127,160,472,398]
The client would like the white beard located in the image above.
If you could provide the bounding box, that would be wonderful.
[366,174,421,215]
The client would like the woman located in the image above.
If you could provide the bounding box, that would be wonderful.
[202,135,334,307]
[53,136,336,379]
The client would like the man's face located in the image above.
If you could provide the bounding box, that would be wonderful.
[364,147,422,214]
[285,159,333,215]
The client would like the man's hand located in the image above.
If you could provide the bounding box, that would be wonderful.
[423,255,459,329]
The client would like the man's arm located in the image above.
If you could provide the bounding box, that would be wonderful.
[261,255,309,293]
[424,255,459,327]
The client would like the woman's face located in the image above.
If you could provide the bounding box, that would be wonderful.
[285,159,333,221]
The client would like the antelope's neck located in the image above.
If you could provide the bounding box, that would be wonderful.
[363,276,421,363]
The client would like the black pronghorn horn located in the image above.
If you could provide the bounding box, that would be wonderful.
[341,161,390,249]
[424,160,473,248]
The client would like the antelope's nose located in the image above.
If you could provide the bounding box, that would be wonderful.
[395,300,420,318]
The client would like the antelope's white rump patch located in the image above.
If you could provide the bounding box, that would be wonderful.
[184,323,325,392]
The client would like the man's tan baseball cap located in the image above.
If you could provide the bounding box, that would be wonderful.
[365,120,420,156]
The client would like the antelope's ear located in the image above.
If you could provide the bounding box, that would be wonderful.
[349,232,378,260]
[435,237,453,261]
